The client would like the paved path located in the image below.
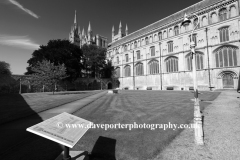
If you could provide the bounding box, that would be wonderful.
[0,91,107,160]
[156,90,240,160]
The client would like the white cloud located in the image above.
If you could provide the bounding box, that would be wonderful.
[8,0,39,19]
[0,35,39,50]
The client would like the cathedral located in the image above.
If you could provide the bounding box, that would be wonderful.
[107,0,240,90]
[69,10,108,48]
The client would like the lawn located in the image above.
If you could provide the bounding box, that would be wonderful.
[0,90,102,124]
[73,90,220,160]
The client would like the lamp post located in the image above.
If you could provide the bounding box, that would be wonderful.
[182,13,204,145]
[19,78,22,94]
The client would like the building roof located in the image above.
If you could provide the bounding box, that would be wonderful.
[109,0,224,49]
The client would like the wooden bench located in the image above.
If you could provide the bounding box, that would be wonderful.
[147,87,152,90]
[166,87,174,90]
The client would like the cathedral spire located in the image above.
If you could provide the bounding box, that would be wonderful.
[118,21,122,35]
[125,24,128,35]
[88,22,92,32]
[74,10,77,24]
[82,28,85,36]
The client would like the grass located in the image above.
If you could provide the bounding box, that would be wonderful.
[0,90,102,124]
[72,90,220,160]
[155,90,240,160]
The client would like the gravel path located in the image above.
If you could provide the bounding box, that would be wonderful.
[155,90,240,160]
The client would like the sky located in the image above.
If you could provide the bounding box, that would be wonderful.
[0,0,201,75]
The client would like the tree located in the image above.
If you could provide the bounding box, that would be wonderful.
[26,39,83,81]
[81,44,107,78]
[0,61,11,77]
[31,60,68,94]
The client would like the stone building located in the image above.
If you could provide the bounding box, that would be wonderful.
[69,10,108,48]
[107,0,240,90]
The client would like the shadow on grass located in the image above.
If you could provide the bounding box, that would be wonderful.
[0,93,62,160]
[88,136,116,160]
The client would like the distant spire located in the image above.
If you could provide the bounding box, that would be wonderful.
[82,28,85,36]
[78,26,81,35]
[74,10,77,24]
[119,21,122,29]
[88,22,92,32]
[112,25,114,32]
[125,24,128,35]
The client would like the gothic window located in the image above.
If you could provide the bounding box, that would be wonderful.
[136,50,141,60]
[125,54,129,62]
[135,63,144,76]
[158,32,162,40]
[115,67,120,77]
[117,56,119,64]
[165,57,178,73]
[219,8,228,21]
[150,46,155,56]
[174,26,179,36]
[186,52,204,71]
[202,16,207,26]
[169,28,173,37]
[163,31,167,39]
[215,46,238,68]
[149,36,153,43]
[193,18,199,29]
[124,65,131,77]
[219,27,229,42]
[211,12,218,24]
[124,45,127,51]
[145,37,149,45]
[168,41,173,53]
[134,41,137,48]
[154,34,157,42]
[148,60,159,74]
[230,5,237,18]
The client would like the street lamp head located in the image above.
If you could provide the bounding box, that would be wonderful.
[181,13,191,26]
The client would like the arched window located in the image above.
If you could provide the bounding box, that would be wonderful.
[141,39,144,46]
[174,26,179,36]
[158,32,162,40]
[186,52,204,71]
[193,18,199,29]
[145,37,149,45]
[115,67,120,77]
[134,41,137,48]
[219,27,229,42]
[169,28,173,37]
[136,50,141,60]
[124,65,131,77]
[124,45,127,51]
[219,8,228,21]
[116,56,119,64]
[125,54,129,62]
[135,63,144,76]
[211,12,218,24]
[154,34,157,41]
[138,40,140,47]
[202,16,207,26]
[168,41,173,53]
[215,46,238,68]
[163,31,167,39]
[148,60,159,74]
[150,46,155,56]
[230,5,237,18]
[149,36,153,43]
[165,57,178,73]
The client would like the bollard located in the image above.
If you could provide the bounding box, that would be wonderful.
[194,99,204,145]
